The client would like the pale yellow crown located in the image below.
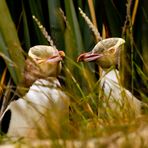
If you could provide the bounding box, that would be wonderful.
[28,45,65,77]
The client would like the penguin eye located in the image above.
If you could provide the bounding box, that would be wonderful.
[104,48,115,55]
[34,57,41,60]
[108,48,116,54]
[34,58,45,64]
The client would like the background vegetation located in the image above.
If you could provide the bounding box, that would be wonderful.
[0,0,148,146]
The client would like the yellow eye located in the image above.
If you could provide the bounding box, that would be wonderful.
[107,48,116,54]
[34,58,45,64]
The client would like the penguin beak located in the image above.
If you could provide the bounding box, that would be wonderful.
[77,52,103,62]
[46,51,65,63]
[58,50,65,58]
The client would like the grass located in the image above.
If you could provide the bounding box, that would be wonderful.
[4,60,148,147]
[1,59,148,148]
[0,0,148,147]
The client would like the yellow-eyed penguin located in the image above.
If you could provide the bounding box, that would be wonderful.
[0,45,69,138]
[77,38,143,116]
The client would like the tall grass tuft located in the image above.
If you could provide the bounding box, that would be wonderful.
[0,0,148,147]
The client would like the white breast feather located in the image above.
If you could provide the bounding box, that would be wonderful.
[100,69,141,114]
[4,78,69,137]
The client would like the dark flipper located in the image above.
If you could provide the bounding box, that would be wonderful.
[0,109,11,134]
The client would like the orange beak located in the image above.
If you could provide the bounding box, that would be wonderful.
[58,50,65,58]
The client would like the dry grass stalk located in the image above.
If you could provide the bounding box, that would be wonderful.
[32,15,56,49]
[78,7,102,42]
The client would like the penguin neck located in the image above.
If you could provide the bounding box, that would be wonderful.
[101,66,119,83]
[38,76,61,88]
[24,77,61,102]
[102,65,118,72]
[47,76,61,87]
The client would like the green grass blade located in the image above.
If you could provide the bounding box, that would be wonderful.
[103,0,123,36]
[64,0,84,55]
[21,2,31,49]
[0,0,25,84]
[27,0,48,45]
[47,0,65,50]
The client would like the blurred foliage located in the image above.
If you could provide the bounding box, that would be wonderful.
[0,0,25,85]
[1,0,146,99]
[0,0,148,141]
